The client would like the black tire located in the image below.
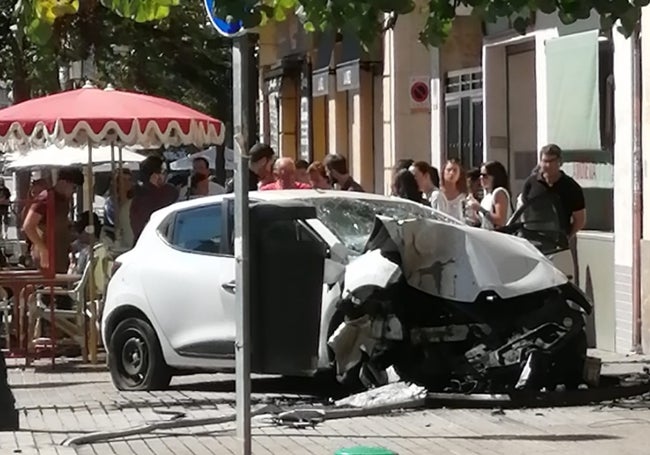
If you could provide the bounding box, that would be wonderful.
[108,317,172,391]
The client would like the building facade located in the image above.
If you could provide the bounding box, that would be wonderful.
[257,10,644,353]
[257,14,381,192]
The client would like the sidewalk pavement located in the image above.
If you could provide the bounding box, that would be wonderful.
[1,350,648,455]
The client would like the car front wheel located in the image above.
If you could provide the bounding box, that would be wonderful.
[108,317,172,391]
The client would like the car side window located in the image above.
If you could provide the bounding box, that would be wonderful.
[170,204,222,255]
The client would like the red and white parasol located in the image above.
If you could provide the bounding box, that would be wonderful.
[0,82,225,149]
[0,83,228,364]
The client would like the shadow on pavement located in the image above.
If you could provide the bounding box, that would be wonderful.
[113,397,237,410]
[23,428,94,435]
[132,431,620,442]
[113,375,347,411]
[222,432,620,442]
[32,363,108,374]
[170,375,349,400]
[11,380,109,389]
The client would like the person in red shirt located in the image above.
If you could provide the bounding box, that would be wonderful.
[22,167,84,273]
[259,157,312,190]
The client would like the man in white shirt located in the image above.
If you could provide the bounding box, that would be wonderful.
[179,156,225,200]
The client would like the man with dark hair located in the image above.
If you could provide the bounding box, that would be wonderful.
[22,166,84,273]
[323,154,364,192]
[295,159,310,184]
[521,144,586,238]
[521,144,586,283]
[180,156,225,200]
[130,155,179,242]
[225,143,276,192]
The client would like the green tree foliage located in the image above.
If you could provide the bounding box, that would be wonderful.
[0,0,231,120]
[0,0,78,102]
[198,0,643,47]
[95,3,232,122]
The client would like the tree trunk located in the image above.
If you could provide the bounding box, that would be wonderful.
[9,38,31,241]
[10,37,30,104]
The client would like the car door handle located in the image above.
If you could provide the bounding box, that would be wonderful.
[221,281,236,294]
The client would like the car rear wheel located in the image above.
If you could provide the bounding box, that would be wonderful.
[109,317,172,391]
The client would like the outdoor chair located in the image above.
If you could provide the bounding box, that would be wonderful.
[26,243,105,363]
[0,287,10,349]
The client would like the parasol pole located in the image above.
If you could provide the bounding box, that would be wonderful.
[117,145,124,246]
[110,143,119,245]
[86,142,98,364]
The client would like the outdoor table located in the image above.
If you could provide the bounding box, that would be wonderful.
[0,268,43,356]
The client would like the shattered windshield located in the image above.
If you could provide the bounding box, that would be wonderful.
[307,197,457,254]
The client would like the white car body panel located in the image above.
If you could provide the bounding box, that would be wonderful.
[344,216,567,303]
[102,189,569,376]
[141,242,236,362]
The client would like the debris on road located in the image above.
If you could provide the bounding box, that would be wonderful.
[62,404,274,446]
[271,382,428,429]
[271,409,326,428]
[335,382,426,408]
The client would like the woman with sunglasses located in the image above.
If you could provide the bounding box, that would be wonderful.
[468,161,512,230]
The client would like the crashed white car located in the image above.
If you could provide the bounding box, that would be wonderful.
[102,189,589,392]
[330,213,591,392]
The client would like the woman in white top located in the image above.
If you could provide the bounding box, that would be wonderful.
[468,161,512,230]
[430,159,467,220]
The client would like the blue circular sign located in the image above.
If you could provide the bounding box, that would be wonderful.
[203,0,247,37]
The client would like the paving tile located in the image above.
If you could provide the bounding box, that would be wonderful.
[4,359,650,455]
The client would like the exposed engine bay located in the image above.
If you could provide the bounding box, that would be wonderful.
[328,216,593,393]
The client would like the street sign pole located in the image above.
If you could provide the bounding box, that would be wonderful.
[203,3,255,453]
[233,34,252,455]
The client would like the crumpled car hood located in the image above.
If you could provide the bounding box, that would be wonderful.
[350,216,568,302]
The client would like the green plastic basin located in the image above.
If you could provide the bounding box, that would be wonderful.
[334,447,397,455]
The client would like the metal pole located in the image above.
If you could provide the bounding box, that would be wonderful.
[87,143,97,364]
[116,145,124,246]
[631,26,643,353]
[232,34,252,455]
[110,143,118,243]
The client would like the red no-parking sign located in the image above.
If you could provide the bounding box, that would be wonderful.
[409,77,430,111]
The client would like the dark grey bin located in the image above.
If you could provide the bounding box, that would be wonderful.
[0,350,18,430]
[249,200,326,376]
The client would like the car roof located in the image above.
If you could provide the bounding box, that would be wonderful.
[143,188,460,239]
[154,189,418,216]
